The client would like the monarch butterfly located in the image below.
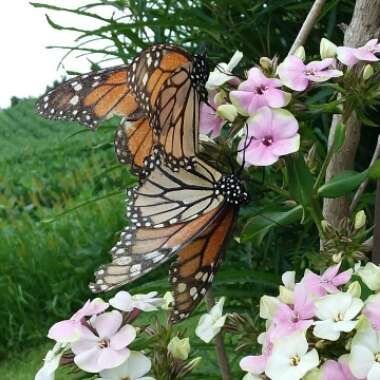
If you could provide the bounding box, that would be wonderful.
[36,44,209,175]
[90,157,247,323]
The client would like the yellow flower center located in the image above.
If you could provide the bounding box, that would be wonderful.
[334,312,344,322]
[375,352,380,363]
[290,354,301,366]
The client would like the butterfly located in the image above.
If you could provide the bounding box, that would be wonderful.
[36,44,209,175]
[90,156,247,323]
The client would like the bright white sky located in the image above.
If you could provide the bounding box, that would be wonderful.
[0,1,124,109]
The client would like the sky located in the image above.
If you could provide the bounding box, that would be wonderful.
[0,1,123,109]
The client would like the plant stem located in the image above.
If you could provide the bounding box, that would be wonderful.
[373,180,380,264]
[288,0,327,55]
[350,135,380,213]
[205,289,233,380]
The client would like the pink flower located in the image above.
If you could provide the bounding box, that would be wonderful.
[48,298,108,343]
[200,99,224,137]
[271,285,314,337]
[322,360,362,380]
[278,56,343,91]
[240,332,273,378]
[302,263,352,298]
[230,68,290,114]
[71,310,136,373]
[337,39,380,67]
[363,294,380,331]
[239,106,300,166]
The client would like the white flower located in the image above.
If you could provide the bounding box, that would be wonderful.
[109,291,163,312]
[243,374,263,380]
[167,336,190,360]
[357,262,380,291]
[348,323,380,380]
[313,293,363,341]
[259,295,281,320]
[265,332,319,380]
[97,351,155,380]
[35,343,67,380]
[206,51,243,90]
[195,297,227,343]
[320,38,337,59]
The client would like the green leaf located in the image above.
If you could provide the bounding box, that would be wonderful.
[318,170,368,198]
[286,155,315,206]
[241,205,303,244]
[369,159,380,179]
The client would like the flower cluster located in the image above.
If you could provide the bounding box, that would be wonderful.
[36,291,198,380]
[239,262,380,380]
[202,38,380,167]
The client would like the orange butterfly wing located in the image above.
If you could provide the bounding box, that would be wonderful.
[170,206,237,322]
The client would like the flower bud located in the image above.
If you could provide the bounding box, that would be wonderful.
[278,286,294,304]
[216,104,238,122]
[185,356,202,371]
[347,281,362,298]
[162,291,174,310]
[354,210,366,230]
[363,64,374,80]
[320,38,337,59]
[321,220,333,234]
[259,295,280,320]
[303,368,322,380]
[332,252,343,263]
[260,56,272,70]
[167,336,191,360]
[214,90,226,106]
[357,262,380,291]
[294,46,305,61]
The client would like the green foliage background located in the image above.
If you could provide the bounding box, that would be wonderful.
[3,0,379,378]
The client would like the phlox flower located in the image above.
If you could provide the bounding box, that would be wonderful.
[349,323,380,380]
[35,342,67,380]
[206,50,243,90]
[259,295,281,320]
[321,358,363,380]
[313,292,363,341]
[71,310,136,373]
[302,262,352,297]
[239,106,300,167]
[230,67,291,115]
[48,298,108,343]
[240,331,273,380]
[97,351,155,380]
[265,332,319,380]
[278,56,342,91]
[195,297,227,343]
[363,293,380,331]
[271,285,315,338]
[109,291,163,312]
[200,96,224,137]
[337,39,380,67]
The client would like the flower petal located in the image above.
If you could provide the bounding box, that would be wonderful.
[337,47,359,67]
[109,291,133,312]
[264,88,290,108]
[94,311,123,339]
[97,347,130,371]
[74,346,102,373]
[240,355,266,374]
[110,324,136,350]
[270,109,299,139]
[277,56,308,91]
